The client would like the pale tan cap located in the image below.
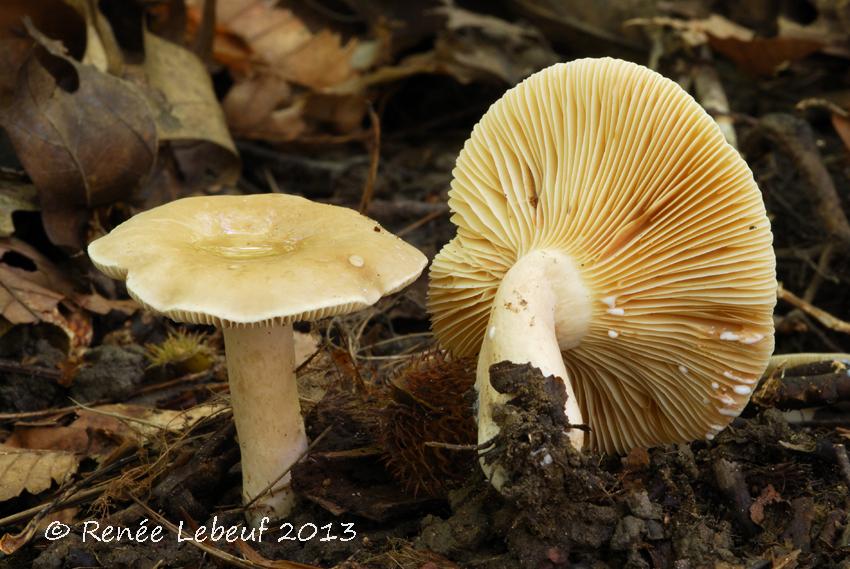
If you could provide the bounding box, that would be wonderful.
[428,58,776,453]
[89,194,427,327]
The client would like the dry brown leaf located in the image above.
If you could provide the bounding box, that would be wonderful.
[192,0,367,142]
[141,29,239,189]
[708,35,821,77]
[0,265,64,325]
[108,402,225,438]
[434,2,558,85]
[0,238,72,293]
[772,549,801,569]
[0,0,87,99]
[73,293,138,316]
[749,483,782,525]
[214,0,359,89]
[5,403,221,459]
[831,113,850,154]
[0,445,79,502]
[0,176,37,238]
[628,14,822,77]
[0,25,157,249]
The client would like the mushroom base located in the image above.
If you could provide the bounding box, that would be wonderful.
[224,323,307,526]
[477,249,591,488]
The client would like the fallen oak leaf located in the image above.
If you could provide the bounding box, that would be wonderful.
[0,20,157,249]
[0,445,78,502]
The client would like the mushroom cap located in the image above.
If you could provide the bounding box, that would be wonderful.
[428,58,776,453]
[89,194,427,327]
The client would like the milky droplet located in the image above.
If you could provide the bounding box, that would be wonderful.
[348,255,365,267]
[607,307,625,316]
[608,330,619,339]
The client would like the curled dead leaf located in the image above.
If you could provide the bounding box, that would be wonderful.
[0,0,86,100]
[0,25,157,249]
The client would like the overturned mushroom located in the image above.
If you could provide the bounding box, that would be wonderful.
[89,194,426,523]
[428,58,776,486]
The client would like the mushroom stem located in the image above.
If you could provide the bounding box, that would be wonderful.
[477,249,592,488]
[223,323,307,526]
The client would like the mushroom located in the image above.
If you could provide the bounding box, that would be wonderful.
[427,58,776,486]
[88,194,426,523]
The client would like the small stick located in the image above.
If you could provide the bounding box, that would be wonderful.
[713,458,758,536]
[397,209,447,237]
[754,114,850,247]
[358,105,381,215]
[0,358,61,379]
[778,285,850,334]
[693,50,737,148]
[130,496,320,569]
[424,441,491,451]
[0,481,109,528]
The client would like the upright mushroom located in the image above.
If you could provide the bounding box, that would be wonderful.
[428,58,776,486]
[89,194,426,523]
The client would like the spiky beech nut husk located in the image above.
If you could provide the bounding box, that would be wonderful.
[378,352,476,496]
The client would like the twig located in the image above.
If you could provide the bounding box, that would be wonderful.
[0,358,61,379]
[0,481,110,528]
[192,0,216,63]
[68,398,168,430]
[713,458,758,536]
[424,441,489,451]
[130,496,320,569]
[358,104,381,215]
[693,48,737,148]
[130,369,215,397]
[754,114,850,247]
[778,285,850,334]
[397,209,447,237]
[754,368,850,409]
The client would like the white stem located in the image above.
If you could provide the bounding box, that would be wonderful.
[223,323,307,526]
[477,249,592,488]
